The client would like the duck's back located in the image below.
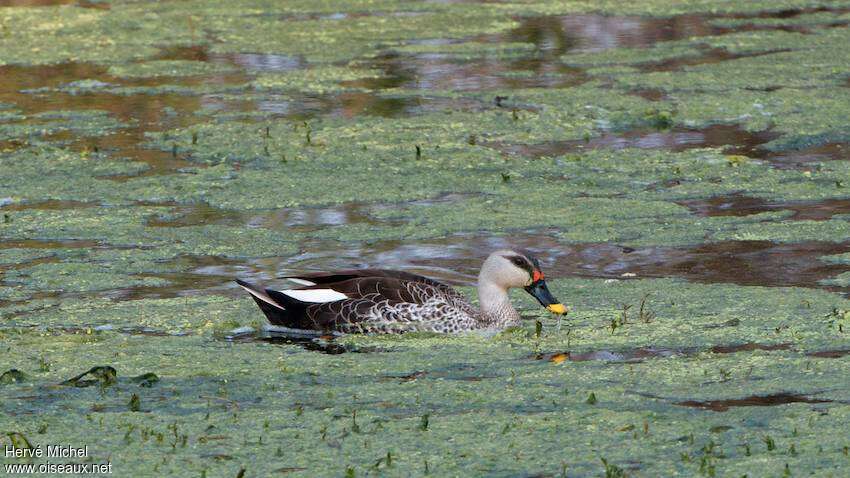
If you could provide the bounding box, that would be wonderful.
[252,271,479,334]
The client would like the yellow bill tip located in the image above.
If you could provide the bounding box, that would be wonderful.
[550,353,569,364]
[546,303,567,315]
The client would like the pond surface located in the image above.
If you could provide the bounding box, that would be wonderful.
[2,0,850,476]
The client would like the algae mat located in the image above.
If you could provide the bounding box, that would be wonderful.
[2,0,850,476]
[3,280,850,477]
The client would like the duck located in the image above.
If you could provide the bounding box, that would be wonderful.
[235,249,567,334]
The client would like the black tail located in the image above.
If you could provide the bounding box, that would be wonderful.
[235,279,291,326]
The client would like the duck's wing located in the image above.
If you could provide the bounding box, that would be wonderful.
[282,269,449,288]
[262,277,477,333]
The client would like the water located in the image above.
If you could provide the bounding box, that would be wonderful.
[2,7,850,304]
[4,6,850,475]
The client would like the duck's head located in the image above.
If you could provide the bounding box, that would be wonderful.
[480,249,568,315]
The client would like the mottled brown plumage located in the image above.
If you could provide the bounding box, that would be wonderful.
[236,249,566,334]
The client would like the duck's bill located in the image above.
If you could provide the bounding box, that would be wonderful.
[524,279,568,315]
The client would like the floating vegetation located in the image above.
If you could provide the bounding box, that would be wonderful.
[0,369,27,385]
[131,373,160,388]
[3,0,850,476]
[61,366,117,388]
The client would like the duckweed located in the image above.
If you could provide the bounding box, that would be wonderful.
[3,0,850,476]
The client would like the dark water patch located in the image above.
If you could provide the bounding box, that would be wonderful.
[1,200,100,211]
[51,325,187,337]
[145,203,251,228]
[0,60,250,178]
[725,6,850,21]
[385,370,428,382]
[679,194,850,221]
[154,45,212,63]
[497,14,718,55]
[346,14,606,94]
[1,62,245,117]
[104,232,850,302]
[352,49,585,93]
[248,89,486,121]
[492,124,778,159]
[420,238,850,290]
[0,255,59,272]
[0,239,100,250]
[637,47,792,73]
[757,142,850,170]
[386,363,499,382]
[533,347,682,364]
[533,342,791,363]
[565,240,850,290]
[678,393,830,412]
[101,255,246,301]
[490,10,838,63]
[98,132,200,181]
[226,329,374,354]
[0,63,108,104]
[709,342,792,353]
[704,318,741,329]
[739,6,841,19]
[574,129,850,171]
[496,122,841,172]
[518,8,850,58]
[285,91,484,120]
[678,194,775,218]
[711,17,850,36]
[255,336,372,354]
[806,349,850,358]
[0,0,107,8]
[278,237,850,291]
[214,52,306,73]
[145,202,388,231]
[628,88,668,102]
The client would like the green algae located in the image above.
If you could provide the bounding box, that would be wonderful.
[585,26,850,150]
[3,262,169,295]
[106,60,235,78]
[710,10,850,28]
[821,252,850,264]
[0,110,127,142]
[714,219,850,243]
[2,277,850,476]
[203,10,518,63]
[0,369,28,385]
[0,248,57,266]
[348,277,850,353]
[252,66,382,94]
[0,144,147,205]
[820,271,850,287]
[5,295,257,334]
[116,123,850,244]
[0,110,25,122]
[0,298,60,321]
[0,5,198,66]
[564,43,704,67]
[4,1,850,476]
[343,195,777,247]
[392,41,537,60]
[0,206,300,257]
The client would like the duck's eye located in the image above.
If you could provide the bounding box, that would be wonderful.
[510,257,526,267]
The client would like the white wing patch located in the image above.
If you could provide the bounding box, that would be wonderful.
[286,278,316,286]
[280,288,348,303]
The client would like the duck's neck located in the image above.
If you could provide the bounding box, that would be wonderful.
[477,281,521,329]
